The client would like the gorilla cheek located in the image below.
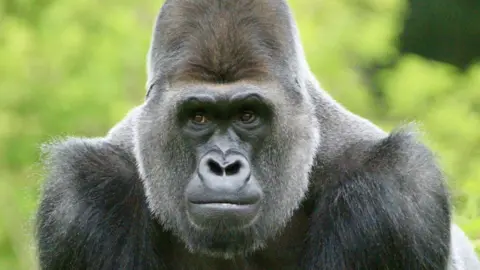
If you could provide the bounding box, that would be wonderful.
[256,123,319,231]
[133,120,194,228]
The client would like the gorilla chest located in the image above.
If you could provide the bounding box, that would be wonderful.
[169,252,303,270]
[168,211,309,270]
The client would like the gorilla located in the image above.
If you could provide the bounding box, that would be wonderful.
[35,0,480,269]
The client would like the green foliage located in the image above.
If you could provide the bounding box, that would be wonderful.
[0,0,478,269]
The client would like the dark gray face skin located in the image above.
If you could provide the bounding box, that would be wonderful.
[134,80,320,256]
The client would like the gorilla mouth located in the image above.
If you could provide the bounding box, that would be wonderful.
[189,202,259,213]
[187,201,260,228]
[186,188,262,227]
[188,195,260,205]
[185,181,263,228]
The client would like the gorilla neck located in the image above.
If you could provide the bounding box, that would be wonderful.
[168,207,310,270]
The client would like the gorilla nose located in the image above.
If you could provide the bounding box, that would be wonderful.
[198,153,251,192]
[188,152,261,228]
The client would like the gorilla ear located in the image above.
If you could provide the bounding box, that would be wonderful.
[145,45,154,97]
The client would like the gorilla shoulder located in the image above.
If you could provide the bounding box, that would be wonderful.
[36,137,165,269]
[302,127,451,268]
[39,137,139,203]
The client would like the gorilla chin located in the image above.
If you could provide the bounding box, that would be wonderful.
[182,222,266,259]
[182,206,267,258]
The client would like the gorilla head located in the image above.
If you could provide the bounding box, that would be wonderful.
[133,0,320,257]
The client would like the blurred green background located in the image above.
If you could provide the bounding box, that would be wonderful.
[1,0,479,269]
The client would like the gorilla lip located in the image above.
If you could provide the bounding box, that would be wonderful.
[187,201,261,228]
[187,196,260,205]
[191,202,257,209]
[187,199,261,216]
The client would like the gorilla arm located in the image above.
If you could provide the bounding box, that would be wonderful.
[450,224,480,269]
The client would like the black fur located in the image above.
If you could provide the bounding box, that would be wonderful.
[35,0,480,269]
[37,139,166,269]
[303,129,451,269]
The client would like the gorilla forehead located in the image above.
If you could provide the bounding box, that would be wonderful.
[170,81,270,95]
[154,0,294,56]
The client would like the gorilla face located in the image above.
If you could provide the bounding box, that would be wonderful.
[133,80,320,257]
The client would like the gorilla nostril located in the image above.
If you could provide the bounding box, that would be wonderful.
[207,159,223,176]
[225,161,242,176]
[207,158,243,176]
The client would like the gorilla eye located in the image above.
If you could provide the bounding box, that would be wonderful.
[238,111,257,124]
[190,113,209,125]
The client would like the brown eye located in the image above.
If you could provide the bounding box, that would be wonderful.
[191,113,209,124]
[238,111,256,124]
